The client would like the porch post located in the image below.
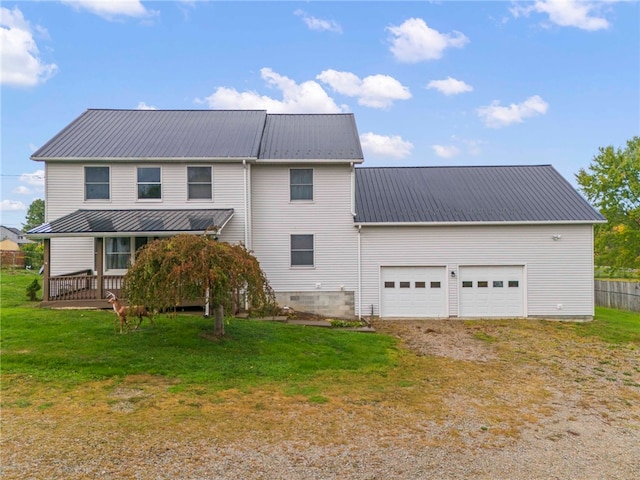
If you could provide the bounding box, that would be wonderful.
[96,237,104,300]
[43,238,50,301]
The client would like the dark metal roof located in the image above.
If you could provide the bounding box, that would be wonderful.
[259,114,364,161]
[31,110,267,160]
[354,165,605,224]
[31,110,364,163]
[27,209,234,237]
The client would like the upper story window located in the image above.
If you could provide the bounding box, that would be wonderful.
[187,166,212,200]
[291,234,314,267]
[290,168,313,201]
[137,167,161,200]
[85,166,110,200]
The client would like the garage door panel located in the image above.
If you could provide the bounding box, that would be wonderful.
[381,267,446,318]
[459,266,524,318]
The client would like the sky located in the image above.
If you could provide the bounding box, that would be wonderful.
[1,0,638,230]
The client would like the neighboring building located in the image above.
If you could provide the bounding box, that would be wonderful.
[26,109,605,319]
[1,226,33,245]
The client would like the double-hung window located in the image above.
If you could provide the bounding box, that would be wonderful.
[137,167,162,200]
[291,234,314,267]
[290,168,313,201]
[85,166,110,200]
[187,166,212,200]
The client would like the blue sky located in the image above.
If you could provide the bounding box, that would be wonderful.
[1,0,638,229]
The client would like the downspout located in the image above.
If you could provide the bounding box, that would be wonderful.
[357,224,362,319]
[243,159,249,248]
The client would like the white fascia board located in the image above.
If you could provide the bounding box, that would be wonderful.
[30,157,258,163]
[256,158,364,165]
[354,220,607,227]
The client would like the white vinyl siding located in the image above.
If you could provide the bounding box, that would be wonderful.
[251,164,357,297]
[45,162,249,275]
[360,224,595,318]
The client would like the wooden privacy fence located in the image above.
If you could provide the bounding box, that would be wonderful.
[595,280,640,313]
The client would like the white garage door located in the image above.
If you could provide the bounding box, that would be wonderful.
[381,266,446,318]
[459,266,524,318]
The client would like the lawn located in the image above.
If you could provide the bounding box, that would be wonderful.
[2,269,639,479]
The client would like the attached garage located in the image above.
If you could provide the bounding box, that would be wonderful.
[459,265,524,318]
[380,266,446,318]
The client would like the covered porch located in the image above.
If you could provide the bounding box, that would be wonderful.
[28,208,234,308]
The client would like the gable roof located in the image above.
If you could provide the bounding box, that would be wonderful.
[31,110,267,160]
[30,109,363,163]
[259,114,363,161]
[354,165,605,224]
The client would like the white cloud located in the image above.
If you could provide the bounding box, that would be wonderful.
[203,68,346,113]
[427,77,473,96]
[136,101,157,110]
[432,145,461,159]
[360,132,413,160]
[20,170,45,187]
[387,18,469,63]
[61,1,158,21]
[477,95,549,128]
[0,200,27,212]
[0,6,58,87]
[511,0,612,31]
[317,69,411,109]
[13,186,31,194]
[294,9,342,33]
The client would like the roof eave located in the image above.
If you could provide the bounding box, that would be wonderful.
[30,156,258,162]
[354,220,607,227]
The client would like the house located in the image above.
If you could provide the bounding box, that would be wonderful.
[26,109,605,319]
[1,225,33,245]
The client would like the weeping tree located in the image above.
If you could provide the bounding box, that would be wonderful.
[122,234,275,336]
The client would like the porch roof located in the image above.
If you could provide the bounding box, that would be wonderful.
[26,209,234,238]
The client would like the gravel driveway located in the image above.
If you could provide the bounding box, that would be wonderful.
[2,319,639,479]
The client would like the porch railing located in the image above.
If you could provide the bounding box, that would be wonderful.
[49,270,124,301]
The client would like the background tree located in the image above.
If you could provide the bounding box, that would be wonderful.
[122,234,275,335]
[22,199,45,231]
[576,136,640,271]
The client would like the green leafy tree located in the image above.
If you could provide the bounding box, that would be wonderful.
[122,234,275,335]
[576,136,640,270]
[22,199,45,231]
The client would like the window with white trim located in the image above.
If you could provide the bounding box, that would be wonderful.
[187,166,212,200]
[291,234,314,267]
[137,167,161,200]
[106,237,132,270]
[290,168,313,201]
[85,166,110,200]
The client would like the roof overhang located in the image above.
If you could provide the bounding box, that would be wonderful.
[26,209,234,239]
[30,157,257,163]
[354,219,607,227]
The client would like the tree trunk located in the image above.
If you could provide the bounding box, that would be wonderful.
[213,304,225,336]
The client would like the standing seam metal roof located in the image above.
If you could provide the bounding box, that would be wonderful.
[354,165,605,223]
[31,110,268,159]
[30,110,364,162]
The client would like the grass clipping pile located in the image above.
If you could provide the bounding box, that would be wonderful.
[3,319,640,479]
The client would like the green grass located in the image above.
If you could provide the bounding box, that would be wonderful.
[573,307,640,344]
[0,270,397,392]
